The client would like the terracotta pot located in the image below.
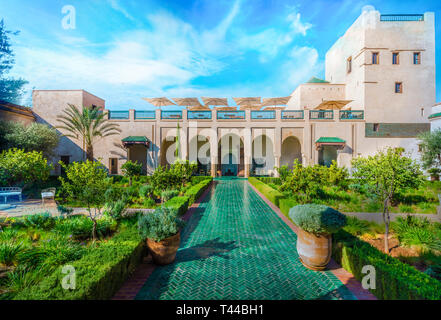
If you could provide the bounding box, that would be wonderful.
[296,228,332,271]
[147,231,180,265]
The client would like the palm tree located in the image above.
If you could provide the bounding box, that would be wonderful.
[57,104,122,161]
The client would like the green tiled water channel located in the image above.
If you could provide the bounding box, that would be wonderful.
[135,178,356,300]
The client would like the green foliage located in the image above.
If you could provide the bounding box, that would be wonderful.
[185,178,212,205]
[121,160,142,186]
[150,166,181,193]
[54,215,117,240]
[0,148,53,187]
[0,241,23,266]
[289,204,347,235]
[170,160,197,187]
[333,230,441,300]
[191,176,212,185]
[104,199,128,221]
[0,19,28,103]
[138,206,186,242]
[275,165,290,183]
[143,197,156,208]
[139,184,154,199]
[161,189,179,202]
[56,104,121,161]
[22,212,55,230]
[418,129,441,170]
[279,198,299,216]
[13,222,144,300]
[57,205,73,217]
[248,177,285,206]
[0,121,59,157]
[343,217,372,236]
[163,196,190,216]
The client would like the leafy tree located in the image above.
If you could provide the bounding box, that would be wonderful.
[0,120,59,157]
[121,160,142,186]
[150,166,180,193]
[0,148,53,187]
[351,148,424,253]
[170,160,197,187]
[0,19,27,103]
[56,104,121,161]
[418,129,441,171]
[59,160,111,240]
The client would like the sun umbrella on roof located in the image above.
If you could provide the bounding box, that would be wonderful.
[263,106,286,111]
[142,97,176,108]
[314,100,353,110]
[201,97,229,107]
[215,106,237,111]
[239,104,262,111]
[233,97,261,106]
[172,98,203,108]
[188,105,211,111]
[261,97,292,107]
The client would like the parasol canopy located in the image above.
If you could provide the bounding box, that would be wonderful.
[314,100,353,110]
[142,97,176,108]
[261,97,292,107]
[239,104,262,111]
[172,97,203,108]
[188,105,211,111]
[263,106,286,111]
[215,106,237,111]
[233,97,261,106]
[201,97,229,107]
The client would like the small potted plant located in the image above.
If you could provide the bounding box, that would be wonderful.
[289,204,346,271]
[428,168,441,181]
[138,206,186,265]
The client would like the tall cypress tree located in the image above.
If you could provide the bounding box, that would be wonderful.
[0,19,27,104]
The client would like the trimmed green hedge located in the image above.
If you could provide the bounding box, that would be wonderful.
[333,230,441,300]
[191,176,212,185]
[163,196,190,216]
[185,178,212,205]
[248,177,285,207]
[279,198,298,216]
[14,223,145,300]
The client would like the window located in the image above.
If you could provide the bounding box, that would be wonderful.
[395,82,403,93]
[373,123,379,132]
[109,158,118,175]
[414,52,421,64]
[347,57,352,73]
[372,52,379,65]
[421,108,425,117]
[392,52,399,65]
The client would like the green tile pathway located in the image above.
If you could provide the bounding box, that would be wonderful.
[135,178,356,300]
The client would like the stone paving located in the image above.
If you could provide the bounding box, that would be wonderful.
[133,178,357,300]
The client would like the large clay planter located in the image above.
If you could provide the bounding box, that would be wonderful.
[296,228,332,271]
[147,232,180,265]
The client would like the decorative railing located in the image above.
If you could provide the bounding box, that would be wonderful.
[161,110,182,120]
[108,110,129,120]
[340,110,364,120]
[217,111,245,120]
[380,14,424,22]
[309,110,334,120]
[135,110,155,120]
[251,111,275,120]
[281,110,304,120]
[188,111,212,120]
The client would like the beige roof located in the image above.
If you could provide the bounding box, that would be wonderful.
[262,97,292,107]
[239,104,262,111]
[233,97,261,106]
[201,97,229,106]
[142,97,176,107]
[315,100,353,110]
[172,97,202,107]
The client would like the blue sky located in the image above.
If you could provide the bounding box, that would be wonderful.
[0,0,440,109]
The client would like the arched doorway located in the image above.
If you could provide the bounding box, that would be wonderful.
[160,138,180,167]
[252,135,275,176]
[281,136,302,168]
[189,135,211,176]
[218,134,244,177]
[318,146,337,167]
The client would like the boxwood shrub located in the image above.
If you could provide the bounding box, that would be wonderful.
[333,230,441,300]
[14,222,144,300]
[185,179,212,205]
[248,177,285,207]
[163,196,190,216]
[191,176,212,185]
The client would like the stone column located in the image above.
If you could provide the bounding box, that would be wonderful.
[274,156,280,177]
[243,128,252,178]
[210,128,218,177]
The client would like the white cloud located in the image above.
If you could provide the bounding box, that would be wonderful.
[108,0,135,21]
